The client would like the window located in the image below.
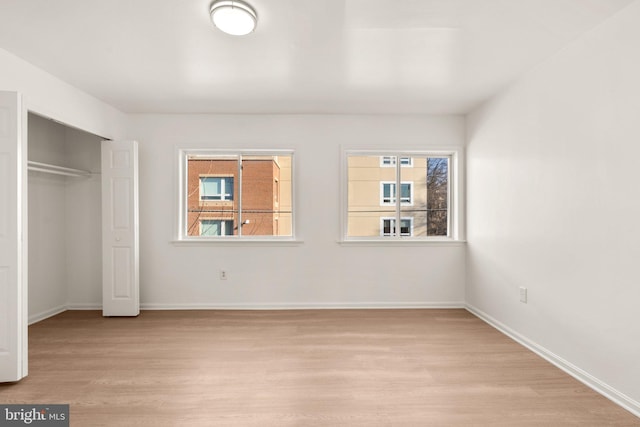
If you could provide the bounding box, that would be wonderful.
[381,182,412,205]
[200,177,233,201]
[381,156,412,167]
[345,152,460,241]
[200,220,234,236]
[381,217,413,236]
[179,150,294,240]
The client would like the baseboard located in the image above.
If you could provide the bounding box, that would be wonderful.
[28,304,102,324]
[465,304,640,418]
[28,302,464,322]
[141,301,466,310]
[66,303,102,310]
[28,305,67,325]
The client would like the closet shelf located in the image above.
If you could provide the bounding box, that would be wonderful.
[27,161,92,177]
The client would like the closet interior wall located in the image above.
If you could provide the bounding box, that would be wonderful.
[28,113,103,323]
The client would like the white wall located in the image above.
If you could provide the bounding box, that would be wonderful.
[64,127,102,309]
[0,47,126,140]
[466,1,640,413]
[128,114,466,309]
[28,116,68,321]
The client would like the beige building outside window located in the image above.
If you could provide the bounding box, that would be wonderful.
[345,152,455,240]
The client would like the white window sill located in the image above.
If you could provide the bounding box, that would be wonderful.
[172,238,304,247]
[338,239,466,247]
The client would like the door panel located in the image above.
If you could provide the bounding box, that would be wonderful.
[102,141,139,317]
[112,247,132,299]
[0,91,27,382]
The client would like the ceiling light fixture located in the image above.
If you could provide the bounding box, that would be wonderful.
[210,0,257,36]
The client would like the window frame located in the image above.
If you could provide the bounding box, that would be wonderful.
[176,148,297,243]
[341,148,464,243]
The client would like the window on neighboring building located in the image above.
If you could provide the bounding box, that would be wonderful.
[200,177,234,201]
[381,217,413,236]
[381,156,412,167]
[381,182,412,205]
[178,150,294,240]
[345,152,459,240]
[201,219,234,236]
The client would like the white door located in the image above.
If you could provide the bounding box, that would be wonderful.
[101,140,139,316]
[0,91,28,382]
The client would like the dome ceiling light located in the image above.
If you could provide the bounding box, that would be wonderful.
[210,0,257,36]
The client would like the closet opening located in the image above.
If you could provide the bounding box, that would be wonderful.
[27,112,108,324]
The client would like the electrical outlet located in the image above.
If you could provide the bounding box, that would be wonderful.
[220,270,228,280]
[519,287,527,303]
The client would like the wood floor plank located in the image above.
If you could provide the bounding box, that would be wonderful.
[0,309,638,426]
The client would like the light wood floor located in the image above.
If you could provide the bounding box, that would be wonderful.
[1,310,638,426]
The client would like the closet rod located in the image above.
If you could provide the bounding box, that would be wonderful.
[27,161,92,178]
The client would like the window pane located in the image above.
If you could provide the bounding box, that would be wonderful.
[201,220,220,236]
[399,157,425,236]
[347,156,397,237]
[384,183,391,198]
[222,220,234,236]
[400,183,411,202]
[200,177,220,199]
[427,157,449,236]
[187,156,238,236]
[382,219,392,236]
[240,155,292,237]
[400,218,411,236]
[399,156,450,237]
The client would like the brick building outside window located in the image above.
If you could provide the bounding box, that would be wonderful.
[186,155,292,237]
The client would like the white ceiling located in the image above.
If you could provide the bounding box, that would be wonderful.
[0,0,634,114]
